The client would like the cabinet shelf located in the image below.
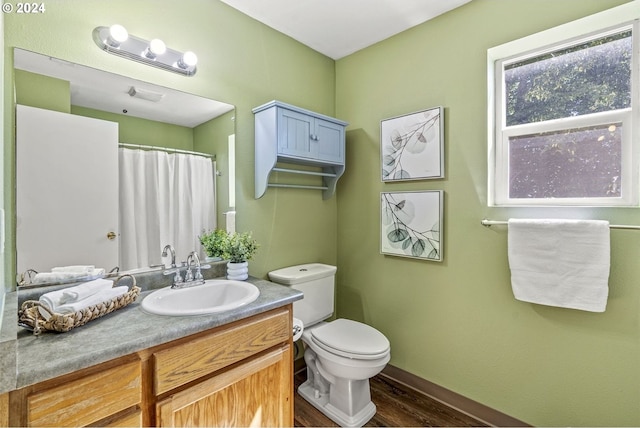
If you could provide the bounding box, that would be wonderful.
[253,100,348,200]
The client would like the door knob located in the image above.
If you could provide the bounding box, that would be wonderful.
[107,231,117,240]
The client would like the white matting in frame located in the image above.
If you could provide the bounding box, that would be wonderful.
[381,190,443,261]
[381,106,444,181]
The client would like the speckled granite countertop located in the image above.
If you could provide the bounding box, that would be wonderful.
[0,263,302,392]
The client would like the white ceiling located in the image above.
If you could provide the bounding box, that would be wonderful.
[220,0,473,59]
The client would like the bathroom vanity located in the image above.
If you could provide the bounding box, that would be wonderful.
[1,273,302,427]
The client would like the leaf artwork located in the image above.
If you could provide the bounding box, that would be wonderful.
[382,108,442,181]
[381,192,440,260]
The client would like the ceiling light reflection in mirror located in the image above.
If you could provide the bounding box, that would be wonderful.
[13,49,231,128]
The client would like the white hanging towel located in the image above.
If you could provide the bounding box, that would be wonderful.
[507,218,610,312]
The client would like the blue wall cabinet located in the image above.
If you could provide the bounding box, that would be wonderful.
[253,101,348,200]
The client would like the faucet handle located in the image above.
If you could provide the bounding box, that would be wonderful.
[174,271,184,284]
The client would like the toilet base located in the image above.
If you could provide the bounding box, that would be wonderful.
[298,379,376,427]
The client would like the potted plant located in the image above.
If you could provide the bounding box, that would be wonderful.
[223,231,259,280]
[199,229,229,261]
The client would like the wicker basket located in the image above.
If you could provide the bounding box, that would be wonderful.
[18,274,141,335]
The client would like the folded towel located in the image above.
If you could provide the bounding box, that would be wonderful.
[60,278,114,304]
[39,286,129,320]
[51,265,95,273]
[508,219,610,312]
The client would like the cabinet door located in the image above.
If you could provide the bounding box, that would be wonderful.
[26,360,141,427]
[156,344,292,427]
[277,107,314,159]
[315,118,345,163]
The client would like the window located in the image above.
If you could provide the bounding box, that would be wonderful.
[488,3,640,206]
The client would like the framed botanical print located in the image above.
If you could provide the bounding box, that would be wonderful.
[381,106,444,181]
[380,190,443,261]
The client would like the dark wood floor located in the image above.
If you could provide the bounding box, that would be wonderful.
[294,370,488,427]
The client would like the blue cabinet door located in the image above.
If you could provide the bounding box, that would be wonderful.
[315,118,344,163]
[277,107,314,159]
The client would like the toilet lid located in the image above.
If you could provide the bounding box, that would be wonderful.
[311,319,390,359]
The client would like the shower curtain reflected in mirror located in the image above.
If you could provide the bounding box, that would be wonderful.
[119,148,216,271]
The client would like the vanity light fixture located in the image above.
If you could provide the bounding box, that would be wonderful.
[93,25,198,76]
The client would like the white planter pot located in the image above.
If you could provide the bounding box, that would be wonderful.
[227,261,248,280]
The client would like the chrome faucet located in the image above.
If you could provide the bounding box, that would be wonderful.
[163,249,210,288]
[161,244,176,267]
[161,244,182,286]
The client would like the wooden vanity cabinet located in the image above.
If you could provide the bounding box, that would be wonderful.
[0,392,9,426]
[8,306,294,427]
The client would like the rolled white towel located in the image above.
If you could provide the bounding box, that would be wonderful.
[51,265,95,273]
[32,268,106,285]
[60,278,114,304]
[33,272,87,284]
[56,286,129,315]
[38,286,128,320]
[38,288,67,316]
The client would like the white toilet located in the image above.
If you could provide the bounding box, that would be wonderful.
[268,263,390,427]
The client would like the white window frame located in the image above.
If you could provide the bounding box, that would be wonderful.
[487,2,640,207]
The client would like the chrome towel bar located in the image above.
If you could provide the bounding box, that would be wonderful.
[481,219,640,230]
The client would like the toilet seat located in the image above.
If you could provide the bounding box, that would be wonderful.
[310,318,390,360]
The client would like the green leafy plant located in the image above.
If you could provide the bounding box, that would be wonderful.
[199,229,229,258]
[223,232,259,263]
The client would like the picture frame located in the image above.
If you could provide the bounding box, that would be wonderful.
[380,190,443,262]
[380,106,444,181]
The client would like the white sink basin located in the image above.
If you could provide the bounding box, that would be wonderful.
[141,279,260,316]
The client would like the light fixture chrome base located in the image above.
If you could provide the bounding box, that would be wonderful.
[92,26,197,77]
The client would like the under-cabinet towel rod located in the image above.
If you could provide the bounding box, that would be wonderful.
[119,142,214,159]
[481,218,640,230]
[268,183,329,191]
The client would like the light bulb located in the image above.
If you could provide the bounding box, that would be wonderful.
[149,39,166,55]
[143,38,166,59]
[178,51,198,69]
[107,24,128,47]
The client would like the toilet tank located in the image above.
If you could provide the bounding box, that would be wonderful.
[268,263,337,327]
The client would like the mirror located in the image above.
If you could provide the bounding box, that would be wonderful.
[14,48,236,285]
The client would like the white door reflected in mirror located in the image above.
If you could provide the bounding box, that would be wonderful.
[16,105,119,274]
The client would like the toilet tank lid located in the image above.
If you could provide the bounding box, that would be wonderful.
[268,263,337,285]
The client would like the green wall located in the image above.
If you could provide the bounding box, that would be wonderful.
[335,0,639,425]
[15,70,70,112]
[72,106,194,150]
[194,110,237,227]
